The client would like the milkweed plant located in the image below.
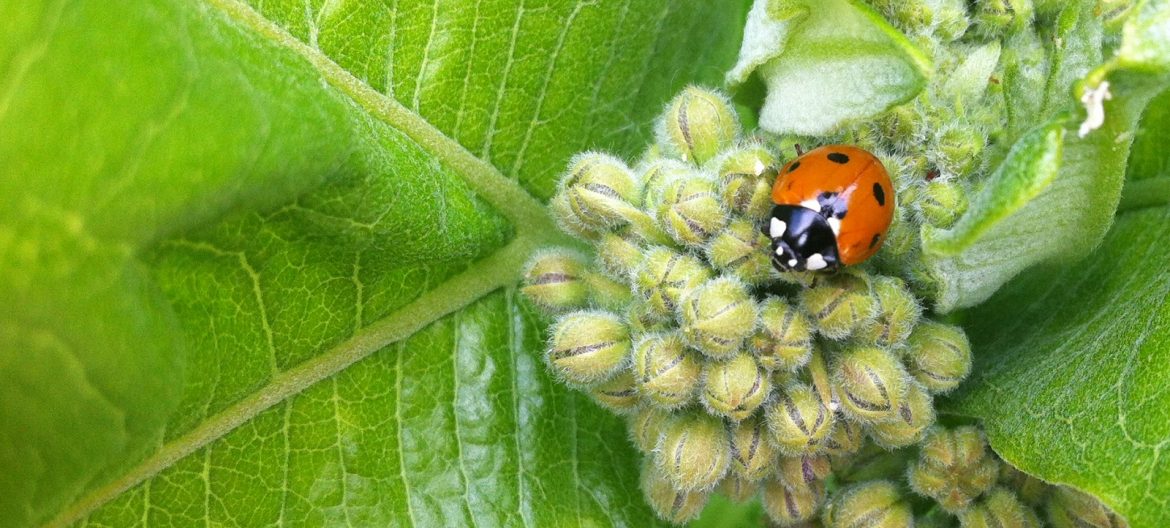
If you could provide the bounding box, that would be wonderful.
[521,0,1164,526]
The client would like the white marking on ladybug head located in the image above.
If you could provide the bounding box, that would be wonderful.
[770,218,787,238]
[754,159,766,176]
[828,217,841,236]
[806,253,828,271]
[788,258,798,268]
[800,198,820,211]
[775,246,785,256]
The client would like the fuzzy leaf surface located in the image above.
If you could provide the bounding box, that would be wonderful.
[727,0,930,135]
[0,0,748,526]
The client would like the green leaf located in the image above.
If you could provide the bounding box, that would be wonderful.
[0,0,748,526]
[922,0,1170,312]
[941,205,1170,528]
[727,0,930,136]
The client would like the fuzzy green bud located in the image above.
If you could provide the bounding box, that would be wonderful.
[999,464,1051,507]
[765,384,835,455]
[627,299,672,334]
[547,311,631,385]
[551,191,600,239]
[638,159,692,210]
[762,478,825,526]
[874,208,917,262]
[656,412,732,491]
[824,481,913,528]
[934,0,972,41]
[868,381,936,448]
[628,405,672,454]
[856,276,922,348]
[918,179,969,229]
[778,454,832,486]
[1046,486,1128,528]
[909,426,1000,513]
[595,229,643,279]
[702,353,771,421]
[632,333,702,408]
[704,219,773,285]
[823,414,865,458]
[833,443,916,484]
[718,475,761,503]
[680,277,758,359]
[713,145,777,219]
[961,488,1043,528]
[521,250,590,313]
[906,321,972,394]
[833,346,910,423]
[657,86,739,165]
[634,247,713,317]
[750,299,814,372]
[641,463,710,524]
[589,370,640,413]
[657,176,729,246]
[729,416,779,481]
[801,273,878,340]
[972,0,1032,38]
[582,270,632,311]
[560,152,642,229]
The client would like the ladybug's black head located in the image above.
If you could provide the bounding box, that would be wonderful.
[766,205,840,272]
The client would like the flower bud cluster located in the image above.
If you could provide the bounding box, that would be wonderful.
[518,86,1008,525]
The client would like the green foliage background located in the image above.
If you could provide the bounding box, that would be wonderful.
[0,0,1167,527]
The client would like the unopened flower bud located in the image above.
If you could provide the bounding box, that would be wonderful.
[973,0,1032,39]
[729,416,779,481]
[750,299,814,371]
[634,247,713,317]
[906,321,972,394]
[547,311,631,385]
[823,414,865,458]
[641,462,710,524]
[703,353,771,421]
[714,145,777,219]
[762,478,825,526]
[521,250,590,313]
[657,176,729,246]
[551,191,601,239]
[627,299,672,334]
[705,219,773,285]
[833,442,915,484]
[632,333,702,408]
[559,153,642,229]
[961,488,1043,528]
[999,464,1051,507]
[832,347,910,423]
[778,454,832,486]
[855,276,922,348]
[595,229,644,279]
[1046,486,1128,528]
[589,370,640,413]
[801,273,878,340]
[718,475,761,503]
[657,86,739,165]
[932,125,987,179]
[823,481,913,528]
[680,277,758,358]
[868,381,936,448]
[582,271,632,310]
[628,405,672,454]
[909,426,1000,513]
[918,179,969,229]
[765,384,835,455]
[638,159,692,210]
[656,412,732,491]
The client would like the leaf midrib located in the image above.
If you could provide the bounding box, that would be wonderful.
[46,0,578,523]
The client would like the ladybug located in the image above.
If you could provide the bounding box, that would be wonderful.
[766,145,894,272]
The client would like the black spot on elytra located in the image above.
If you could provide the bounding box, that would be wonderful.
[869,233,881,249]
[788,161,801,172]
[873,183,886,206]
[827,152,850,164]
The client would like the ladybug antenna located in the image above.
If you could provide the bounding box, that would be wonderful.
[794,143,804,156]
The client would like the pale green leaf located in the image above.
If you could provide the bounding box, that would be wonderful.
[727,0,930,136]
[0,0,748,526]
[922,0,1170,312]
[941,205,1170,528]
